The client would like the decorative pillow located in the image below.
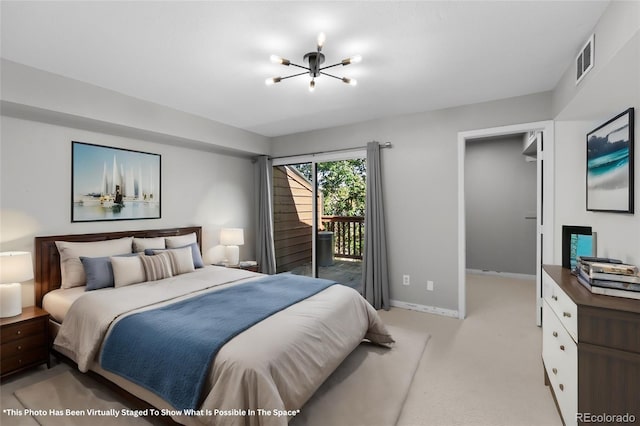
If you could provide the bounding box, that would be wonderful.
[56,237,133,289]
[111,255,146,288]
[79,253,133,291]
[133,237,166,253]
[139,252,173,281]
[152,246,194,275]
[165,232,197,249]
[145,242,204,268]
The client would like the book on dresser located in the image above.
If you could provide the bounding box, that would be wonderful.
[575,265,640,300]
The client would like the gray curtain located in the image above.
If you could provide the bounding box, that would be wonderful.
[362,142,390,310]
[256,156,277,274]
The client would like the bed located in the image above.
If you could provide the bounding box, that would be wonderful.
[35,227,393,426]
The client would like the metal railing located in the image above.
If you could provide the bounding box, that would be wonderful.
[321,216,364,260]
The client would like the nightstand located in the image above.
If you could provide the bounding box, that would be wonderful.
[1,306,50,379]
[215,263,260,273]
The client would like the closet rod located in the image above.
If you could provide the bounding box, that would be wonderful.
[269,141,392,161]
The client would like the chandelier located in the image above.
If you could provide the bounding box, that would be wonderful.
[266,33,361,92]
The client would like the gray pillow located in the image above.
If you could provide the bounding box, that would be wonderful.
[80,253,136,291]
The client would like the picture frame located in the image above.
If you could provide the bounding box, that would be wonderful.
[586,108,634,213]
[561,225,596,270]
[72,141,161,222]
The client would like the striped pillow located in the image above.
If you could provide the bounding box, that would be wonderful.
[139,252,173,281]
[153,246,195,276]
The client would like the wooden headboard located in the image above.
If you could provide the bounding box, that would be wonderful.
[34,226,202,307]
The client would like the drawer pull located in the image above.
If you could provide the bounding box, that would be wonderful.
[560,345,565,351]
[551,295,558,301]
[559,384,564,391]
[552,331,558,338]
[552,368,558,375]
[17,345,22,351]
[563,312,572,318]
[18,359,22,364]
[16,330,22,336]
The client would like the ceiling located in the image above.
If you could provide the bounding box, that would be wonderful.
[1,1,610,138]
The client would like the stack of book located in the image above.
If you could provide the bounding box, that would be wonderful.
[574,257,640,300]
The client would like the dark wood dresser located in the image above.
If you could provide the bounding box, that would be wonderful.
[0,306,50,379]
[542,265,640,425]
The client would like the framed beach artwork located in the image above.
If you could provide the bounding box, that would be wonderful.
[586,108,634,213]
[72,141,161,222]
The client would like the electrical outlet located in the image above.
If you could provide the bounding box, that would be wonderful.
[403,275,410,286]
[427,280,434,291]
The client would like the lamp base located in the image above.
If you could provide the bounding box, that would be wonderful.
[225,246,240,266]
[0,283,22,318]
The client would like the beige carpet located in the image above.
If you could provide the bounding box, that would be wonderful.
[6,325,428,426]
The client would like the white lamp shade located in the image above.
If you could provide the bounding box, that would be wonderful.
[220,228,244,246]
[0,251,33,283]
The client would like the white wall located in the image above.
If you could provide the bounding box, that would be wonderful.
[271,92,551,312]
[465,135,537,275]
[0,117,257,308]
[553,2,640,266]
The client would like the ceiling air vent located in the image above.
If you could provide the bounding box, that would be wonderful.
[576,34,594,85]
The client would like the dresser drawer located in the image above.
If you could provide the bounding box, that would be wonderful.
[1,318,46,343]
[543,270,578,342]
[543,301,577,426]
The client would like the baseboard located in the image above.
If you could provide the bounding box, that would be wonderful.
[466,268,535,281]
[390,299,459,319]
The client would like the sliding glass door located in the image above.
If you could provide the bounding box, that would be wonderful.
[272,154,366,293]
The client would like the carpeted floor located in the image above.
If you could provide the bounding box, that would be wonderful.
[384,273,562,426]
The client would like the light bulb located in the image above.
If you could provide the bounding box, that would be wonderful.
[265,77,282,86]
[270,55,290,66]
[317,32,326,49]
[342,77,357,86]
[350,54,362,64]
[309,79,316,92]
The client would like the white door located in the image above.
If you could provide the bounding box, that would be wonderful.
[535,131,544,326]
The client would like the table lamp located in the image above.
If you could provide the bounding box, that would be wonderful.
[0,251,33,318]
[220,228,244,266]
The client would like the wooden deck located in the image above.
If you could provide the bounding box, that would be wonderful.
[288,259,363,293]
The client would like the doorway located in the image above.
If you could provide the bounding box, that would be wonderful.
[272,152,366,292]
[457,121,555,324]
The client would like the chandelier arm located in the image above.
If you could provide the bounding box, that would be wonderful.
[280,71,310,80]
[288,63,310,71]
[319,71,343,81]
[318,62,345,71]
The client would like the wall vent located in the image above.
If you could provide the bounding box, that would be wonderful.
[576,34,594,85]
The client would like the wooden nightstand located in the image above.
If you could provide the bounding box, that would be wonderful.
[1,306,50,379]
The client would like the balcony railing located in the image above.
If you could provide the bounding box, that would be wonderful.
[321,216,364,260]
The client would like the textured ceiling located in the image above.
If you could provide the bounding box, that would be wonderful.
[1,1,610,137]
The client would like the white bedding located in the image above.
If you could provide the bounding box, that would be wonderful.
[42,286,87,323]
[53,266,394,426]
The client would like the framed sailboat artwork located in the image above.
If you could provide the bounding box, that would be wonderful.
[586,108,634,213]
[71,141,161,222]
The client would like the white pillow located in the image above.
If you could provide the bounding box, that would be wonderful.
[133,237,166,253]
[111,255,146,288]
[165,232,197,248]
[153,246,195,275]
[56,237,133,289]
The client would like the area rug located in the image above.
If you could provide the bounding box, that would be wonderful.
[10,325,428,426]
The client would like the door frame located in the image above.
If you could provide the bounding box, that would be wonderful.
[273,149,366,277]
[457,120,554,322]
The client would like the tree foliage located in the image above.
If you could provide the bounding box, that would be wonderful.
[291,159,366,216]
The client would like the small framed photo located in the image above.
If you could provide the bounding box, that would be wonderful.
[562,225,595,270]
[586,108,634,213]
[72,141,161,222]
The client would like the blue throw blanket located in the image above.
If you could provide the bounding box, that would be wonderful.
[100,274,336,410]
